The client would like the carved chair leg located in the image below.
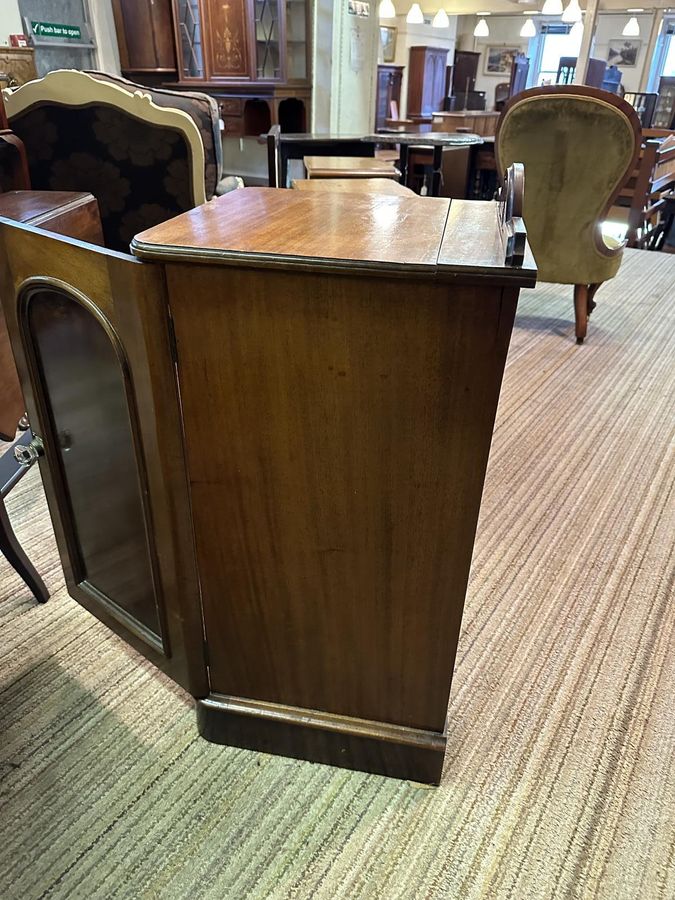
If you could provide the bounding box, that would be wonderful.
[0,493,49,604]
[574,284,589,344]
[587,282,602,317]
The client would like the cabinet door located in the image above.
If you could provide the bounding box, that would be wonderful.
[204,0,251,78]
[111,0,177,73]
[0,222,207,696]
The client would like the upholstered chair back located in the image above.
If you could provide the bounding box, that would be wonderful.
[85,70,224,199]
[496,86,640,286]
[4,70,208,253]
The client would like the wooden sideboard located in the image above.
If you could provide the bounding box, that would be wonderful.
[0,181,535,783]
[432,110,501,137]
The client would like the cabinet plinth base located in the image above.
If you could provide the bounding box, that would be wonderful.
[196,694,446,784]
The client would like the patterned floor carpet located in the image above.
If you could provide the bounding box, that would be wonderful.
[1,249,674,899]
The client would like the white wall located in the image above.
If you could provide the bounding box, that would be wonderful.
[456,12,654,107]
[388,14,457,118]
[593,14,652,92]
[0,1,24,44]
[330,2,380,133]
[456,16,535,109]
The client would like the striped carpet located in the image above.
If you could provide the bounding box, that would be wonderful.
[1,248,674,899]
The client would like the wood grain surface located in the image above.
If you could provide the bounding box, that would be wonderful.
[291,178,416,196]
[132,188,536,286]
[304,156,401,179]
[167,261,519,739]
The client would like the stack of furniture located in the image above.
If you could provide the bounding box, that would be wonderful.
[653,77,675,129]
[496,85,640,343]
[623,92,658,128]
[0,172,535,784]
[611,132,675,248]
[4,69,241,253]
[110,0,311,135]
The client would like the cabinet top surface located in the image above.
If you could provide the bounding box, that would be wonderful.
[131,188,536,285]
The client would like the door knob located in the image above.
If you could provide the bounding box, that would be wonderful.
[14,435,45,468]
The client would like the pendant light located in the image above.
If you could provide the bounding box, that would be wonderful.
[378,0,396,18]
[520,16,536,37]
[622,16,640,37]
[432,8,450,28]
[541,0,563,13]
[562,0,582,23]
[406,3,425,23]
[473,14,490,37]
[570,18,583,39]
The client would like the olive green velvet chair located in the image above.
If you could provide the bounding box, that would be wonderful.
[496,86,641,343]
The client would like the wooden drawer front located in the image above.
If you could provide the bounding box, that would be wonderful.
[220,98,243,116]
[222,116,244,137]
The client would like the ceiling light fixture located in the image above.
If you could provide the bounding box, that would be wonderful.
[541,0,563,14]
[562,0,582,23]
[473,16,490,36]
[378,0,396,18]
[622,15,640,36]
[432,8,450,27]
[520,16,537,36]
[570,18,583,39]
[406,3,425,23]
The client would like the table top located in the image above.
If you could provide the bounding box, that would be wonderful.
[362,132,483,147]
[131,188,536,287]
[304,156,401,178]
[0,190,95,225]
[432,111,501,119]
[292,178,415,196]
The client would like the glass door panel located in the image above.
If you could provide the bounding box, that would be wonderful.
[286,0,307,81]
[25,287,161,640]
[255,0,281,80]
[178,0,205,78]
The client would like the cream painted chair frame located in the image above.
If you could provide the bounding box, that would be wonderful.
[3,69,208,207]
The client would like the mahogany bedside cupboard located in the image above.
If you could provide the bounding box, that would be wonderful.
[0,182,535,784]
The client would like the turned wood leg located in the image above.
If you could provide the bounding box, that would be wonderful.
[574,284,589,344]
[587,282,602,316]
[0,493,49,604]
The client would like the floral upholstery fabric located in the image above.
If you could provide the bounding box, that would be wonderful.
[84,71,222,199]
[11,103,195,252]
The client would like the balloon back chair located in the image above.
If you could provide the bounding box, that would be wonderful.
[496,86,641,343]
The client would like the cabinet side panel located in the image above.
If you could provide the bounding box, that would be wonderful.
[168,264,517,732]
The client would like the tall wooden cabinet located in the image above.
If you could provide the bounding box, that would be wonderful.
[375,65,403,130]
[407,46,448,117]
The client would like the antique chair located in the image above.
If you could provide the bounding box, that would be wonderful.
[496,86,641,342]
[4,69,241,253]
[610,132,675,248]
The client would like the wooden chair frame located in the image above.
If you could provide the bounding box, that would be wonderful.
[3,69,208,206]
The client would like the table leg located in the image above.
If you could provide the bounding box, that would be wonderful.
[431,146,443,197]
[0,492,48,603]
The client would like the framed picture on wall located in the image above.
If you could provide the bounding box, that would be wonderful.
[607,39,641,67]
[484,45,525,76]
[380,26,397,63]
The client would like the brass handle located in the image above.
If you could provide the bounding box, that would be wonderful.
[14,435,45,468]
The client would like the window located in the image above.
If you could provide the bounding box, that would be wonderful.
[531,23,583,86]
[648,17,675,90]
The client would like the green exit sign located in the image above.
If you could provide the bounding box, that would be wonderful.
[32,21,82,40]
